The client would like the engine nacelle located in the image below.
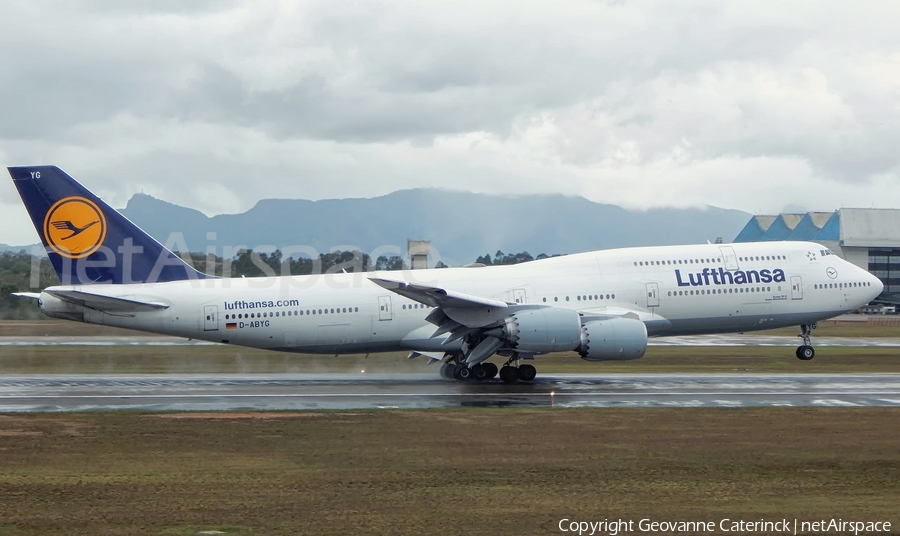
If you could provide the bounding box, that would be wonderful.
[488,308,583,354]
[578,317,648,361]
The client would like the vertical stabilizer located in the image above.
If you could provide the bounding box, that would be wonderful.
[8,165,208,285]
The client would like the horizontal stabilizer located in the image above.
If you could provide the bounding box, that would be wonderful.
[11,292,41,299]
[45,289,169,312]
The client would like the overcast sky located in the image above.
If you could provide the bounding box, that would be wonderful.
[1,0,899,245]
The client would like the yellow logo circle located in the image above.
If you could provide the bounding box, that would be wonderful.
[42,196,107,259]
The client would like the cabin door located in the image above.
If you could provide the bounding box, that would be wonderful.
[378,295,393,321]
[791,276,803,300]
[646,282,660,308]
[719,246,739,271]
[512,288,527,304]
[203,305,219,331]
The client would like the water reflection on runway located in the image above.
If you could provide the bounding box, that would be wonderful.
[1,373,899,412]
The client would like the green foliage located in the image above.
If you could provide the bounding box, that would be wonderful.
[0,251,59,319]
[474,250,561,266]
[227,249,407,276]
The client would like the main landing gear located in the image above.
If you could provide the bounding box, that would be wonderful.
[796,323,817,361]
[439,360,499,381]
[439,356,536,383]
[498,356,536,384]
[499,363,536,384]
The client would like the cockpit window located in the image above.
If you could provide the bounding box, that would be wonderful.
[820,249,836,256]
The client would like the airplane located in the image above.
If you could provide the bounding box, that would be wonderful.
[7,166,885,383]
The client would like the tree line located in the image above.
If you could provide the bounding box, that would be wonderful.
[474,250,561,266]
[0,249,560,319]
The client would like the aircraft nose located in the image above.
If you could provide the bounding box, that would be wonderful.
[871,273,884,297]
[852,262,883,302]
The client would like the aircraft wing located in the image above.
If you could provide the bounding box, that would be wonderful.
[368,276,517,337]
[368,278,510,310]
[44,289,170,312]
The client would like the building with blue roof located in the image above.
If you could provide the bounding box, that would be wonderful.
[734,208,900,303]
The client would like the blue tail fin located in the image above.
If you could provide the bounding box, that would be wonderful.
[8,165,208,285]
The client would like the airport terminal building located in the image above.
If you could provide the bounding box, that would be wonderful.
[733,208,900,303]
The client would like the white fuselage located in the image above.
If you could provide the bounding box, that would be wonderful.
[39,241,883,356]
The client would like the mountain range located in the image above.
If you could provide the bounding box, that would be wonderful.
[3,189,751,266]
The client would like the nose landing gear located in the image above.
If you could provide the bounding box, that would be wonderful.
[796,323,817,361]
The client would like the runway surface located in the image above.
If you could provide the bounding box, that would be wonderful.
[1,373,899,412]
[2,335,900,346]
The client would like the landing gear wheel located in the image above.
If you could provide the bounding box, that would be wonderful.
[455,364,473,380]
[482,362,498,379]
[439,362,454,380]
[517,364,537,382]
[473,364,490,381]
[796,324,815,361]
[499,366,519,384]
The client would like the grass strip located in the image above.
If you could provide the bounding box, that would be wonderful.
[0,408,897,535]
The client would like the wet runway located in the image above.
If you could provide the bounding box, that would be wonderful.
[1,373,899,412]
[2,335,900,347]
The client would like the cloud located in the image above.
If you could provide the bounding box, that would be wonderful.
[1,0,899,244]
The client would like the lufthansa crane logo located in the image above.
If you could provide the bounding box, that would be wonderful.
[42,196,107,259]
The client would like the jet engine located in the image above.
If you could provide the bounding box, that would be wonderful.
[484,308,582,354]
[578,317,648,361]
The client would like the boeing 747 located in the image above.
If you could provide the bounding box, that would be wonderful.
[8,166,884,382]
